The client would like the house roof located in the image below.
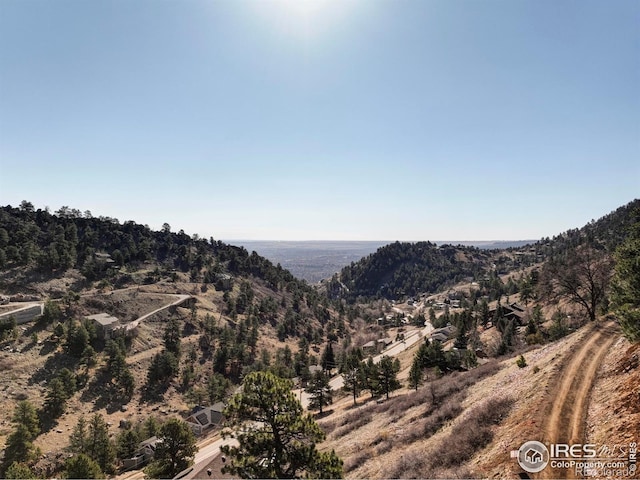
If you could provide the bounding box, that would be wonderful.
[86,313,119,327]
[362,340,376,349]
[431,332,449,342]
[139,436,159,448]
[432,325,454,336]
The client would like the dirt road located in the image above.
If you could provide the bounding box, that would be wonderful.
[541,321,619,479]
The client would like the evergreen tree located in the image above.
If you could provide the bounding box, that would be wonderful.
[12,401,40,439]
[611,216,640,342]
[207,373,231,404]
[147,351,179,388]
[70,416,88,454]
[1,425,39,474]
[305,370,333,414]
[70,413,115,473]
[320,342,336,372]
[42,378,68,418]
[408,357,423,391]
[65,321,89,358]
[221,371,343,479]
[84,414,116,474]
[146,419,196,479]
[58,368,77,398]
[116,429,141,461]
[163,318,182,358]
[454,321,468,350]
[341,350,362,406]
[4,462,35,479]
[362,358,379,398]
[64,453,104,479]
[376,356,401,400]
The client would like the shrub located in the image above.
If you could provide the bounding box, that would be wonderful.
[333,413,372,438]
[383,396,514,478]
[516,354,527,368]
[343,451,369,473]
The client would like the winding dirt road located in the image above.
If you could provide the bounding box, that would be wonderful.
[541,321,619,479]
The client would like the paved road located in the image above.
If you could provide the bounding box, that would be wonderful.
[182,436,239,480]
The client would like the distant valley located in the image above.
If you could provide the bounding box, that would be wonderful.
[228,240,536,283]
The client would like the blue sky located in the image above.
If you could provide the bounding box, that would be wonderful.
[1,0,638,241]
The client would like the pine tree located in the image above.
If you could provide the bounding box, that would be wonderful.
[305,370,333,414]
[12,401,40,439]
[377,356,401,400]
[341,350,362,406]
[70,416,88,454]
[43,378,68,418]
[164,318,182,358]
[408,357,423,391]
[85,414,116,474]
[611,215,640,342]
[116,429,141,461]
[1,425,39,474]
[320,342,336,372]
[65,453,104,479]
[4,462,35,479]
[362,357,379,398]
[146,419,196,479]
[221,371,342,479]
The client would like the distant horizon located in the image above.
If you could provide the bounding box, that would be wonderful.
[225,239,537,244]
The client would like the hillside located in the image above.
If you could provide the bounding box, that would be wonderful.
[0,202,365,477]
[329,199,639,303]
[0,199,638,479]
[326,241,491,301]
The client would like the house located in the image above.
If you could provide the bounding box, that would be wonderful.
[430,325,455,343]
[215,274,233,291]
[489,303,527,325]
[362,340,377,355]
[122,436,161,470]
[86,313,120,340]
[185,403,225,436]
[377,338,393,351]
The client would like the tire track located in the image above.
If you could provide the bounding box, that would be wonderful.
[541,322,619,479]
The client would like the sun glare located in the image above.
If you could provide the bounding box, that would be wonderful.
[252,0,358,41]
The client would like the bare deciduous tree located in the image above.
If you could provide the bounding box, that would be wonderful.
[539,245,613,322]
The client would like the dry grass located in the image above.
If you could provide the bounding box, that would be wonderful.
[320,360,506,478]
[382,396,514,479]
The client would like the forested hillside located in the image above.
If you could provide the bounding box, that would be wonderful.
[0,202,297,288]
[0,201,340,343]
[328,199,640,303]
[529,198,640,259]
[327,241,490,301]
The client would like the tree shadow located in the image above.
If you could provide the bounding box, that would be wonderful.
[140,383,170,405]
[38,341,57,356]
[313,409,334,420]
[78,369,132,414]
[28,351,79,386]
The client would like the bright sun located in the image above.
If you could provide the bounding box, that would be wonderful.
[253,0,358,40]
